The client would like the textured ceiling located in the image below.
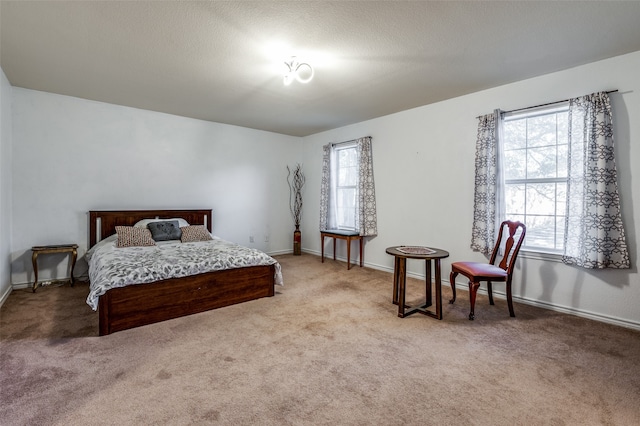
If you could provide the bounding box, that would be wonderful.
[2,1,640,137]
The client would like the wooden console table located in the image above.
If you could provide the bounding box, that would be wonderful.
[320,230,363,270]
[31,244,78,292]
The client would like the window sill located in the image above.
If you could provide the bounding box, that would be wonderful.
[519,249,564,263]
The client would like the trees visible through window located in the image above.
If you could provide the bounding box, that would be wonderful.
[503,104,568,253]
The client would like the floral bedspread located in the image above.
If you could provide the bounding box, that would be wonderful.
[86,237,283,310]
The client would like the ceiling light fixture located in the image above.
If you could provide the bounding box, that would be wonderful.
[283,57,314,86]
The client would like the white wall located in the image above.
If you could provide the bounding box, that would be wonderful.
[0,67,13,305]
[7,51,640,328]
[11,89,301,286]
[302,51,640,329]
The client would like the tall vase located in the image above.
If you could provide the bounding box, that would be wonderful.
[293,226,301,255]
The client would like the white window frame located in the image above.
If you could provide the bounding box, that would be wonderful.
[502,103,569,256]
[331,142,358,231]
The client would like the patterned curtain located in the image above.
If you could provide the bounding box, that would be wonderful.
[319,137,378,237]
[356,137,378,237]
[470,110,503,255]
[563,92,630,269]
[319,144,331,231]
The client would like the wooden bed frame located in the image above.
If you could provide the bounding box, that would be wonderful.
[89,209,275,336]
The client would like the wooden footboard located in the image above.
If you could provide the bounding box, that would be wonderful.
[99,264,275,335]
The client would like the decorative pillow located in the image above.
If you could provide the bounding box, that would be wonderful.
[134,218,190,228]
[115,226,156,247]
[147,220,182,242]
[180,225,213,243]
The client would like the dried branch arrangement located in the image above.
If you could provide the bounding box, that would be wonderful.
[287,164,305,228]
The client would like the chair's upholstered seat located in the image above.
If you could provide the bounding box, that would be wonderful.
[452,262,508,280]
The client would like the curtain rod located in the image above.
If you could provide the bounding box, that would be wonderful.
[476,90,618,119]
[331,136,372,147]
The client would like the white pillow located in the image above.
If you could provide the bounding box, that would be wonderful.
[85,234,117,262]
[134,218,190,228]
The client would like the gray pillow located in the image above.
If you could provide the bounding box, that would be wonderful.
[147,220,182,242]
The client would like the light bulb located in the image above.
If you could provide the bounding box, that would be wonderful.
[283,57,313,85]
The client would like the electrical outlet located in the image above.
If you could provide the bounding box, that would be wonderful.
[249,236,254,243]
[264,235,269,243]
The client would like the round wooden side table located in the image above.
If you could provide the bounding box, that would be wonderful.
[385,246,449,319]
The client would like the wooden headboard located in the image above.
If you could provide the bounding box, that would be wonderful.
[89,209,213,247]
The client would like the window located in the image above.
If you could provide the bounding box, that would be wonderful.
[320,136,377,237]
[502,104,568,253]
[472,92,628,268]
[333,143,358,230]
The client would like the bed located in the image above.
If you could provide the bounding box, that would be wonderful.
[88,209,281,335]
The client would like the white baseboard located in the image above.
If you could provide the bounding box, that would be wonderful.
[12,282,30,290]
[266,249,293,256]
[504,293,640,331]
[0,284,12,308]
[302,249,640,331]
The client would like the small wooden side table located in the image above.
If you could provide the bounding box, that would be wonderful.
[31,244,78,292]
[321,230,364,270]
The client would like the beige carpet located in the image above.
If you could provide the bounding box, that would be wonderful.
[1,253,639,425]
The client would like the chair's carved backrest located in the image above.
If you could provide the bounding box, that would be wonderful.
[489,221,526,275]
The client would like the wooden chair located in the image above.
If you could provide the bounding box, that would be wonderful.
[449,220,526,320]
